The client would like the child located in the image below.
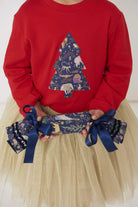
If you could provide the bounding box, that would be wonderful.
[0,0,138,206]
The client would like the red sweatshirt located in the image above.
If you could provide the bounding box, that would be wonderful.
[3,0,132,117]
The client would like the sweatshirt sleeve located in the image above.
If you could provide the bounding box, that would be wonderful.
[3,13,42,117]
[86,11,133,113]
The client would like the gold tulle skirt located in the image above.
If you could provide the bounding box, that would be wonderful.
[0,95,138,207]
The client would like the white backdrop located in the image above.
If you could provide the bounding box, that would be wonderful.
[0,1,138,207]
[0,0,138,103]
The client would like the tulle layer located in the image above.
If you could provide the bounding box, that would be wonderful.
[0,95,138,207]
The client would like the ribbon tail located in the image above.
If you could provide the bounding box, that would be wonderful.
[98,125,118,152]
[24,128,39,163]
[85,125,98,147]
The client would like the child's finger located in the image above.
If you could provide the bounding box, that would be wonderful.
[92,110,104,120]
[79,130,87,136]
[79,122,92,135]
[39,133,59,142]
[86,124,90,131]
[48,135,54,140]
[81,129,87,135]
[37,116,42,122]
[38,131,43,137]
[39,135,50,142]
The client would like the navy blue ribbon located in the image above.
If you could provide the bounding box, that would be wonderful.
[23,105,52,163]
[85,109,118,152]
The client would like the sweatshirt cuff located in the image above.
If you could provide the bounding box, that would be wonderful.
[18,89,42,117]
[86,99,116,113]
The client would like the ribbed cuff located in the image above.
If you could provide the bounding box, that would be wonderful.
[86,99,115,113]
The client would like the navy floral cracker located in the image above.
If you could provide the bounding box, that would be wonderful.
[6,105,127,163]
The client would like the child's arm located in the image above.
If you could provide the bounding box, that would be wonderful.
[3,12,41,117]
[86,11,132,113]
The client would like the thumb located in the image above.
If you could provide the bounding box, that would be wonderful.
[91,112,98,120]
[89,110,104,120]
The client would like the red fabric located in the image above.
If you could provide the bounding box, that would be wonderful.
[3,0,132,117]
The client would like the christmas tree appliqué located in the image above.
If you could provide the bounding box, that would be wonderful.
[49,32,90,97]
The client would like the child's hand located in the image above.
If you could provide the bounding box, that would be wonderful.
[34,101,57,142]
[79,109,104,136]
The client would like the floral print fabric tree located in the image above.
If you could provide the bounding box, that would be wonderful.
[49,32,90,97]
